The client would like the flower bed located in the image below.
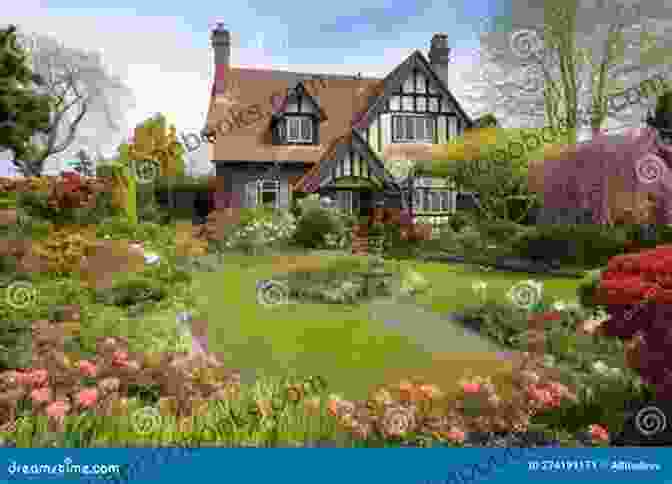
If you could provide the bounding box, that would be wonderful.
[594,245,672,400]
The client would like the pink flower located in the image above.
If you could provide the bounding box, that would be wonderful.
[29,369,48,387]
[589,424,609,442]
[445,428,466,443]
[461,382,481,394]
[46,400,70,420]
[30,387,52,404]
[76,388,98,408]
[76,360,97,378]
[112,350,128,367]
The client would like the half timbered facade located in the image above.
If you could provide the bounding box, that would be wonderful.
[204,25,477,222]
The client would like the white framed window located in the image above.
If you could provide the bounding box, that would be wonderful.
[246,180,280,208]
[393,115,434,142]
[286,116,313,142]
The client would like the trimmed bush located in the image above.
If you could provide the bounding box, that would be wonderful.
[511,224,628,268]
[293,207,344,249]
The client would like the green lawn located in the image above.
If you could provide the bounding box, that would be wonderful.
[186,253,585,400]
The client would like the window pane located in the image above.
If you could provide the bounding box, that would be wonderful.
[405,117,414,140]
[390,96,401,111]
[301,117,311,140]
[416,97,426,112]
[402,96,414,111]
[429,98,439,112]
[415,117,425,140]
[425,118,434,141]
[288,118,299,139]
[423,191,431,211]
[403,77,413,93]
[394,117,404,140]
[441,192,449,211]
[413,189,421,210]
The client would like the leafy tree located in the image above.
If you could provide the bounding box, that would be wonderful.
[0,25,52,167]
[128,113,185,180]
[422,127,540,223]
[10,30,134,176]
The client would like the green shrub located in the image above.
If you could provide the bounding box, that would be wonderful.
[293,207,344,249]
[511,224,627,268]
[577,268,605,310]
[475,219,526,245]
[0,318,32,370]
[445,211,475,233]
[94,276,167,307]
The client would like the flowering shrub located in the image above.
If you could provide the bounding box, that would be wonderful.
[324,352,577,446]
[595,245,672,399]
[223,210,298,252]
[0,323,241,431]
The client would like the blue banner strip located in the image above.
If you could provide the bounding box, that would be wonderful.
[0,448,669,484]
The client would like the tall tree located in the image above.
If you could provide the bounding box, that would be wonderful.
[463,0,672,142]
[0,25,52,164]
[9,30,134,176]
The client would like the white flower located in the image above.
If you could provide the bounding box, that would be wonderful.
[592,361,609,375]
[552,300,567,312]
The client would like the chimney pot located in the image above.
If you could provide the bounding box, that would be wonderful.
[429,33,450,89]
[211,24,231,66]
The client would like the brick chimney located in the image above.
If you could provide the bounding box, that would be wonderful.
[211,23,230,66]
[428,33,450,89]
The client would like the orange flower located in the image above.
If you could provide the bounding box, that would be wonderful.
[589,424,609,442]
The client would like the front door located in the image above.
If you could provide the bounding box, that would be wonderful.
[359,190,373,218]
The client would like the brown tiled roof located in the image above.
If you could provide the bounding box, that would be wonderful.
[205,65,384,164]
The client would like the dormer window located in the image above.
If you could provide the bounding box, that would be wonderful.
[287,115,313,143]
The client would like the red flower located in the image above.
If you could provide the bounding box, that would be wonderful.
[529,311,562,322]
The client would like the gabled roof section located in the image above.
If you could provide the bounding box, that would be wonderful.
[351,51,474,131]
[271,81,328,122]
[292,130,400,192]
[205,65,381,163]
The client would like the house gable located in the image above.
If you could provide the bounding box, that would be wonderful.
[292,130,400,193]
[352,51,473,134]
[272,82,327,121]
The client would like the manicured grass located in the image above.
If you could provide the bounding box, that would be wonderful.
[405,260,584,314]
[184,253,583,401]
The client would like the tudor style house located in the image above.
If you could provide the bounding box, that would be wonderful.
[204,24,478,221]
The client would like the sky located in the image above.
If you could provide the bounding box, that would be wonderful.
[1,0,667,176]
